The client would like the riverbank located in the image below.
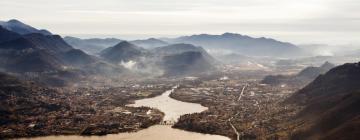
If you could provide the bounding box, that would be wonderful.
[12,85,229,140]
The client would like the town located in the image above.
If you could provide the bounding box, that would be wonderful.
[172,73,305,140]
[0,80,174,138]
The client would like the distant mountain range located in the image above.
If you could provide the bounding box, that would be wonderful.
[65,32,305,59]
[262,62,336,87]
[0,19,310,79]
[286,62,360,140]
[163,33,304,58]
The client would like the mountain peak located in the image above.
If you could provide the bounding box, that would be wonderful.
[7,19,22,24]
[114,41,133,47]
[321,61,335,69]
[112,41,142,50]
[100,41,146,63]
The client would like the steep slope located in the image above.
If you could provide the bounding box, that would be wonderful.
[166,33,303,57]
[161,51,214,76]
[130,38,169,49]
[64,36,122,54]
[286,62,360,140]
[0,37,37,50]
[100,41,147,64]
[0,19,51,35]
[0,26,21,43]
[23,33,104,68]
[1,50,64,73]
[23,33,73,53]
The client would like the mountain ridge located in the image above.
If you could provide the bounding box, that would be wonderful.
[0,19,52,35]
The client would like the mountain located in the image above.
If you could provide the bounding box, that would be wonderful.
[152,43,216,63]
[286,62,360,140]
[165,33,303,58]
[64,36,122,54]
[23,33,123,75]
[130,38,169,49]
[262,62,335,86]
[0,19,51,35]
[100,41,147,64]
[22,33,105,69]
[161,51,214,76]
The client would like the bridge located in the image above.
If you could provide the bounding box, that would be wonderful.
[159,120,176,125]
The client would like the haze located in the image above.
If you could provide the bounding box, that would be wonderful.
[1,0,359,44]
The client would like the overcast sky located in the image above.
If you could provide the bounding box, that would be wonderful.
[1,0,359,44]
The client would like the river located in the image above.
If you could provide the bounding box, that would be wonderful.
[18,86,229,140]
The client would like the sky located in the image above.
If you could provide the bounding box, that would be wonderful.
[0,0,359,44]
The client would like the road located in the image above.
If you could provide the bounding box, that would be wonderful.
[237,84,247,101]
[228,113,240,140]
